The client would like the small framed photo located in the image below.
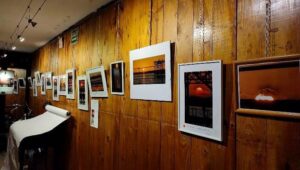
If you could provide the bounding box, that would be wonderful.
[90,99,99,128]
[77,75,88,110]
[110,61,124,95]
[18,78,26,88]
[130,41,171,101]
[13,79,18,94]
[86,66,108,98]
[52,76,59,101]
[33,78,37,97]
[235,55,300,118]
[27,77,33,89]
[59,74,67,96]
[45,72,52,89]
[41,74,46,95]
[178,60,223,142]
[34,71,41,86]
[66,68,75,99]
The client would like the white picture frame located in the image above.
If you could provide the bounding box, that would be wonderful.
[77,75,88,110]
[13,79,18,94]
[52,76,59,101]
[86,66,108,98]
[18,78,26,88]
[90,99,99,128]
[41,74,46,95]
[33,78,37,96]
[178,60,223,142]
[110,61,124,95]
[27,77,33,89]
[59,74,67,96]
[130,41,171,101]
[45,72,52,89]
[66,68,75,99]
[34,71,41,86]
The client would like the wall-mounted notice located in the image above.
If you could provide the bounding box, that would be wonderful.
[71,27,79,45]
[90,99,99,128]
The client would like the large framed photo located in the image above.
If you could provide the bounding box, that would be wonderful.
[27,77,33,89]
[130,41,171,101]
[235,55,300,118]
[41,74,46,95]
[45,72,52,89]
[59,74,67,96]
[110,61,124,95]
[66,68,75,99]
[33,78,37,96]
[77,75,88,110]
[34,71,41,86]
[178,60,223,141]
[13,79,18,94]
[86,66,108,97]
[52,76,59,101]
[18,78,26,88]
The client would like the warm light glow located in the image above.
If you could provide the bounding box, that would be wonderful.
[19,37,25,42]
[255,93,274,102]
[12,46,16,50]
[196,87,203,92]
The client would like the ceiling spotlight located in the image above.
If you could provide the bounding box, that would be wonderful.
[4,53,7,57]
[17,35,25,42]
[12,46,16,50]
[28,19,37,27]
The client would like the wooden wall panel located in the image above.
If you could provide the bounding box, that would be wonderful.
[26,0,300,169]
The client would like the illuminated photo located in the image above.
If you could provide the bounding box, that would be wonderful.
[52,76,59,101]
[130,41,171,101]
[77,75,88,110]
[178,60,222,141]
[86,66,108,97]
[110,61,124,95]
[59,75,66,96]
[238,59,300,113]
[66,69,75,99]
[41,74,46,95]
[45,72,52,89]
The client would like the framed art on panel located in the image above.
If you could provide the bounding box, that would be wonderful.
[45,72,52,89]
[34,71,41,86]
[41,74,46,95]
[52,76,59,101]
[130,41,171,101]
[90,99,99,128]
[27,77,33,89]
[66,68,75,99]
[13,79,18,94]
[33,78,37,96]
[86,66,108,98]
[178,60,223,142]
[235,55,300,118]
[59,75,67,96]
[18,78,26,88]
[110,61,124,95]
[77,75,88,110]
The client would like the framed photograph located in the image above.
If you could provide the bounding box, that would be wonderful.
[178,60,223,142]
[27,77,33,89]
[13,79,18,94]
[18,78,26,88]
[41,74,46,95]
[52,76,59,101]
[90,99,99,128]
[34,71,41,86]
[86,66,108,97]
[33,78,37,97]
[235,55,300,118]
[59,74,67,96]
[130,41,171,101]
[66,68,75,99]
[110,61,124,95]
[45,72,52,89]
[77,75,88,110]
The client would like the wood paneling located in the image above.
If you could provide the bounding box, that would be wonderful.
[26,0,300,169]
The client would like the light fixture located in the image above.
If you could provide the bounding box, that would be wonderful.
[17,35,25,42]
[3,53,7,57]
[28,19,37,27]
[12,46,16,50]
